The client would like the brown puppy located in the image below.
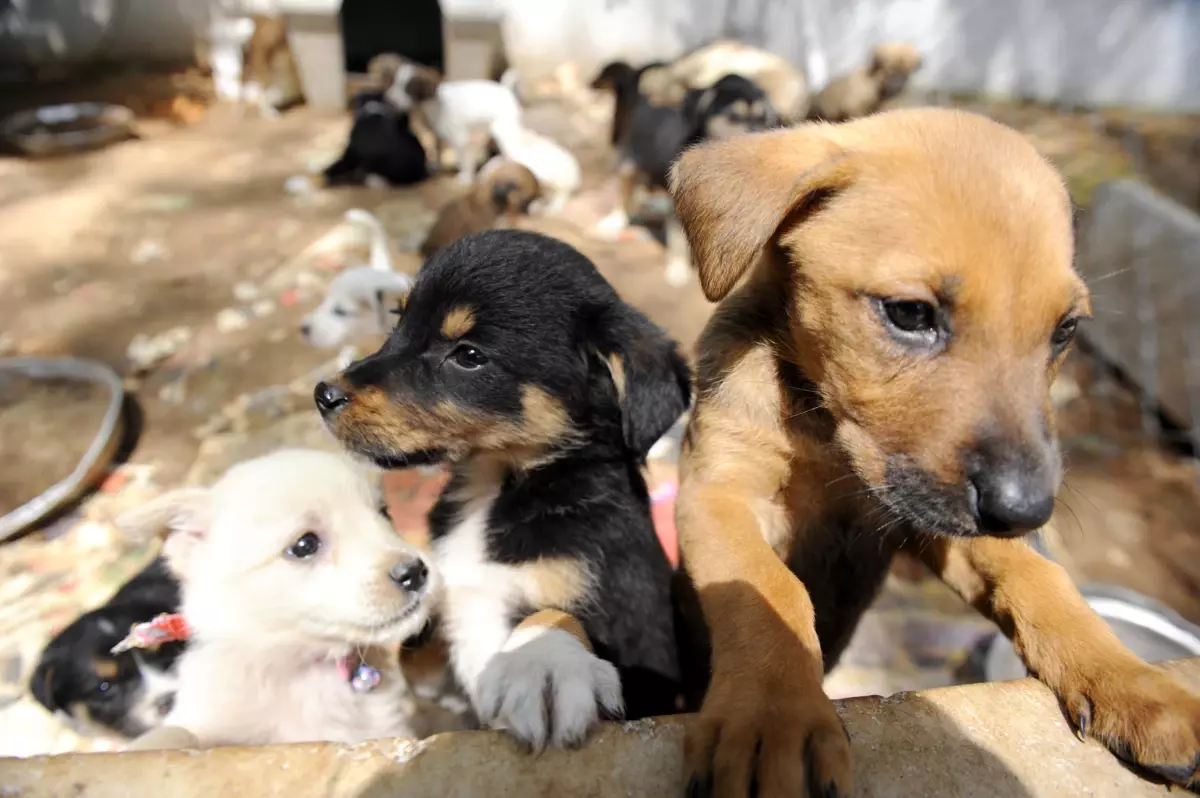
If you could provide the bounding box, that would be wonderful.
[241,14,302,118]
[420,158,540,258]
[669,107,1200,797]
[367,53,442,159]
[808,42,922,122]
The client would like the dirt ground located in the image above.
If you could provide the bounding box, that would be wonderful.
[0,74,1198,753]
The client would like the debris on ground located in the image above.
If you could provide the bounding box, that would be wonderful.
[125,327,193,374]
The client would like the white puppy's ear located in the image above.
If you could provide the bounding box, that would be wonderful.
[116,488,211,578]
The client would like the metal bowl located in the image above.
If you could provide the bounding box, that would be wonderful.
[984,584,1200,682]
[1,102,135,157]
[0,357,127,540]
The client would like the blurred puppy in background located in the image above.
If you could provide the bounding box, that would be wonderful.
[30,558,183,739]
[320,90,430,188]
[591,64,780,286]
[808,42,923,122]
[420,157,540,258]
[375,54,522,185]
[652,39,810,122]
[240,14,303,118]
[302,209,413,351]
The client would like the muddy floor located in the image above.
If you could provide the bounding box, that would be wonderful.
[0,73,1197,754]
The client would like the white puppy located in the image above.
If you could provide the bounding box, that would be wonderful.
[489,117,581,215]
[119,449,442,749]
[385,62,522,185]
[301,209,413,350]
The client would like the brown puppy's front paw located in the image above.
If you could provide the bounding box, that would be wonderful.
[686,674,852,798]
[1058,663,1200,790]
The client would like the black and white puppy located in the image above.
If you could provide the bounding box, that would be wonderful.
[591,65,780,286]
[322,90,430,188]
[30,558,183,738]
[316,230,691,750]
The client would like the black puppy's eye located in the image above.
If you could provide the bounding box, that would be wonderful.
[97,681,111,694]
[449,345,488,370]
[286,531,321,559]
[1051,317,1078,351]
[882,299,937,333]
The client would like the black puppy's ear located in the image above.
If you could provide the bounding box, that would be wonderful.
[591,302,691,457]
[30,661,64,712]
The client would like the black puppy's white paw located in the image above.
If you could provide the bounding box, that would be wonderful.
[475,625,623,750]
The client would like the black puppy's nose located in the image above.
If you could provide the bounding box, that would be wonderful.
[968,469,1056,535]
[314,381,348,413]
[390,558,428,592]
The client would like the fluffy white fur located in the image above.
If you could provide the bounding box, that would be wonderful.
[434,487,622,750]
[120,449,440,749]
[301,209,413,349]
[385,64,522,185]
[489,117,581,215]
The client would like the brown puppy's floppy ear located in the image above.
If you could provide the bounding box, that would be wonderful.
[116,488,210,579]
[670,128,859,301]
[591,302,692,458]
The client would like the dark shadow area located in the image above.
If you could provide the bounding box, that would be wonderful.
[341,0,444,73]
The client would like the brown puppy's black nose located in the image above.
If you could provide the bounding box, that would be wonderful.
[314,381,348,413]
[390,558,428,592]
[968,468,1056,536]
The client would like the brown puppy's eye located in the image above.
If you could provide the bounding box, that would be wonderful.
[286,531,321,559]
[449,345,488,370]
[1051,318,1078,351]
[880,299,938,337]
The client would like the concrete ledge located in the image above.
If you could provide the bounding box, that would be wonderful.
[4,659,1197,797]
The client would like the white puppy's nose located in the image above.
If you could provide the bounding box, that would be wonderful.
[389,558,428,593]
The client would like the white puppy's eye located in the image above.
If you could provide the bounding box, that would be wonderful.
[331,306,350,317]
[286,531,321,559]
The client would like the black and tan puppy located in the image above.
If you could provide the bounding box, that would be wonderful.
[322,90,430,188]
[808,42,922,122]
[315,229,690,750]
[669,107,1200,797]
[591,64,781,287]
[31,558,183,738]
[419,158,539,257]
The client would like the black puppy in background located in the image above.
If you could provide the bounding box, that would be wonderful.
[30,558,183,738]
[591,65,781,286]
[323,90,429,187]
[317,230,691,750]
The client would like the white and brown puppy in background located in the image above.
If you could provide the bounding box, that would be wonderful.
[376,54,523,185]
[302,209,414,352]
[121,449,450,750]
[808,42,923,122]
[240,14,303,118]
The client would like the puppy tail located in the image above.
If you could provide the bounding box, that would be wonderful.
[344,208,393,272]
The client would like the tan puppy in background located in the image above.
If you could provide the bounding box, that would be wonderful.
[808,42,922,122]
[420,157,540,257]
[670,108,1200,797]
[241,14,303,118]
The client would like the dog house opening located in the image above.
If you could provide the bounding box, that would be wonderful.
[340,0,444,74]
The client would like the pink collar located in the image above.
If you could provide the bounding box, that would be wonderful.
[111,613,380,693]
